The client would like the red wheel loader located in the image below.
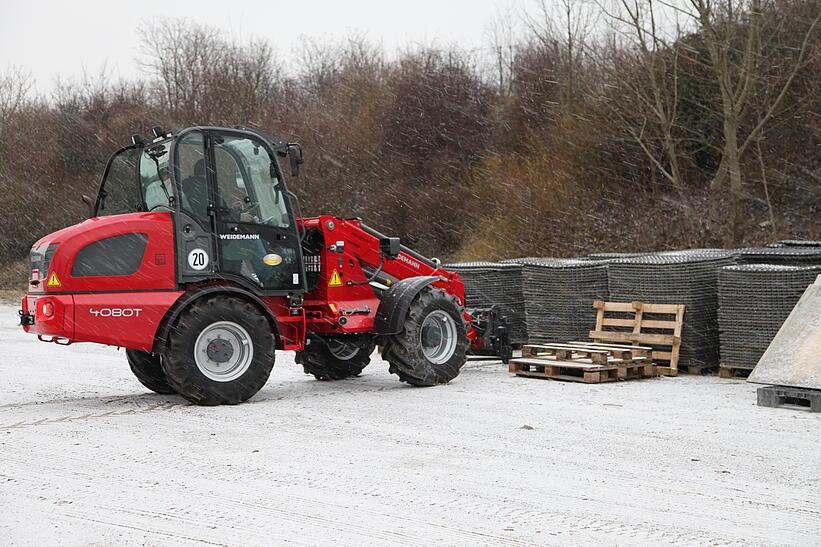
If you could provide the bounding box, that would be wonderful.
[19,126,512,405]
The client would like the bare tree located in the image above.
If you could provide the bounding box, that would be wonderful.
[526,0,599,109]
[0,67,33,134]
[487,3,521,96]
[137,19,222,119]
[598,1,689,200]
[682,0,820,241]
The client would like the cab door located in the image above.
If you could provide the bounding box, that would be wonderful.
[207,130,305,294]
[173,129,217,280]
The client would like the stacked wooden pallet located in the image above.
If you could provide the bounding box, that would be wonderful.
[589,300,685,376]
[509,343,657,383]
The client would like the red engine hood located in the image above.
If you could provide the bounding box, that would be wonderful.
[33,213,171,249]
[31,212,177,294]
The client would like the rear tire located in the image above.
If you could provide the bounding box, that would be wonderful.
[161,295,275,406]
[383,287,468,386]
[126,349,176,395]
[296,335,375,380]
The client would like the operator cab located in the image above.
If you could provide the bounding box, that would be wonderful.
[93,126,305,294]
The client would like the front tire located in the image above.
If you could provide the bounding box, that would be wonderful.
[126,349,176,395]
[296,335,376,380]
[161,295,275,405]
[383,287,469,386]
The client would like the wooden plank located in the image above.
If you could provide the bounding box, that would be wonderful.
[596,300,683,315]
[595,301,637,312]
[601,318,638,328]
[641,320,680,329]
[509,358,612,371]
[635,302,685,314]
[564,342,651,360]
[571,341,654,351]
[617,363,658,379]
[514,370,619,383]
[525,344,612,354]
[589,330,678,346]
[670,304,685,373]
[523,344,613,365]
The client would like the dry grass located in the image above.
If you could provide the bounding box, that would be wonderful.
[0,258,28,296]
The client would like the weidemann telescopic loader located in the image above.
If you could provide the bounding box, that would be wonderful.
[19,126,512,405]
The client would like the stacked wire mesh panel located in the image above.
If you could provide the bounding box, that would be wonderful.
[770,240,821,248]
[443,261,528,344]
[718,264,821,370]
[586,252,648,261]
[737,247,821,266]
[606,250,738,370]
[504,258,610,344]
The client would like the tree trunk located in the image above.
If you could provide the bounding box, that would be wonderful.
[722,114,743,244]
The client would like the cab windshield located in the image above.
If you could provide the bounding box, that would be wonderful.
[96,140,174,216]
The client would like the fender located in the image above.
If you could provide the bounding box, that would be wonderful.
[374,276,439,335]
[152,284,279,354]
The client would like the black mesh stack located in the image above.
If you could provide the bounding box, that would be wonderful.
[504,258,610,344]
[444,262,528,344]
[775,240,821,247]
[586,252,648,261]
[738,247,821,266]
[718,264,821,368]
[606,250,738,369]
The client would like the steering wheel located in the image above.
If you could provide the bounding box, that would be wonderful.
[258,213,289,226]
[148,204,170,212]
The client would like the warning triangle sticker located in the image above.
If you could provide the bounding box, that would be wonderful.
[328,269,343,287]
[47,272,61,287]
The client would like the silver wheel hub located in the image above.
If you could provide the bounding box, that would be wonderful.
[194,321,254,382]
[420,310,458,365]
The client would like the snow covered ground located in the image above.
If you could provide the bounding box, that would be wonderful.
[1,303,819,546]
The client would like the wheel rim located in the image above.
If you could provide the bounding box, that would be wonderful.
[420,310,458,365]
[327,339,360,361]
[194,321,254,382]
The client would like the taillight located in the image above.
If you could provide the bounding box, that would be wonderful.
[41,301,54,318]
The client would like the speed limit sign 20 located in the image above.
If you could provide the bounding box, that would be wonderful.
[187,248,209,271]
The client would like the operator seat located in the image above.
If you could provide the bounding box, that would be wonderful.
[181,159,209,220]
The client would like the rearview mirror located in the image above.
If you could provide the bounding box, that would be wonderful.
[287,143,304,177]
[81,194,96,218]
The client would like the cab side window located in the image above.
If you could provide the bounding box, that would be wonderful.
[98,148,141,216]
[174,131,209,224]
[214,148,251,222]
[213,136,290,228]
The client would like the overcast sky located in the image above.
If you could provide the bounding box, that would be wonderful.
[0,0,526,95]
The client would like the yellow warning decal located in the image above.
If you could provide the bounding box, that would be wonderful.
[47,272,61,287]
[328,269,343,287]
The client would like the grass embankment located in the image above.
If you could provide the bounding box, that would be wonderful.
[0,259,27,302]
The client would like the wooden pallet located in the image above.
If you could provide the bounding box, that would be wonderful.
[719,364,753,379]
[589,300,685,377]
[510,343,657,383]
[757,385,821,412]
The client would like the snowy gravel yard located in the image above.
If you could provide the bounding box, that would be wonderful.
[1,304,820,546]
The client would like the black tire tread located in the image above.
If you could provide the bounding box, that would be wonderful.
[383,287,468,386]
[161,295,275,405]
[126,349,176,395]
[296,335,375,380]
